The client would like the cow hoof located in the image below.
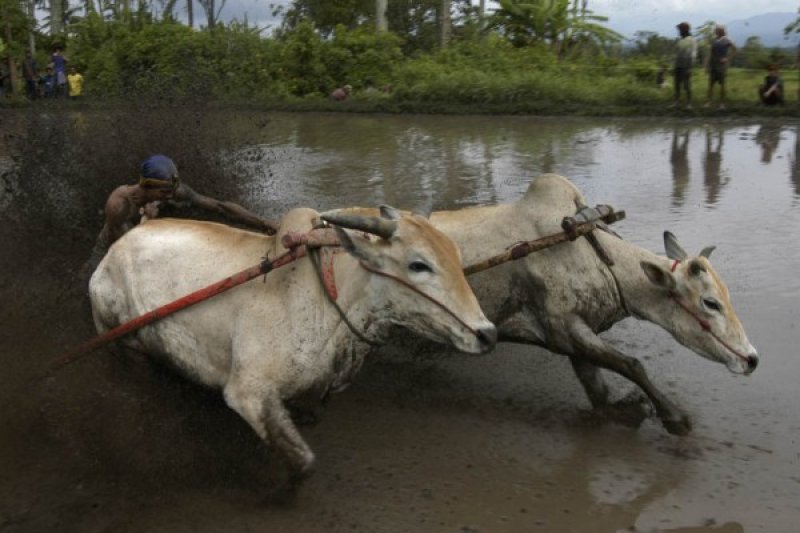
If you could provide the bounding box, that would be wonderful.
[596,391,652,429]
[290,454,317,483]
[662,414,692,436]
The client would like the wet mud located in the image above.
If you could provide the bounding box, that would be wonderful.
[1,108,798,532]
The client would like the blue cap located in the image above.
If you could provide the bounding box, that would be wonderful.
[139,155,179,188]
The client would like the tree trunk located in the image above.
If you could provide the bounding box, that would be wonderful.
[199,0,216,28]
[50,0,64,35]
[187,0,194,27]
[479,0,486,30]
[440,0,450,47]
[376,0,387,32]
[4,17,18,95]
[27,0,36,55]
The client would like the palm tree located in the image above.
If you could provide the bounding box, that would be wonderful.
[488,0,622,57]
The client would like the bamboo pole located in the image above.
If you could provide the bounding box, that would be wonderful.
[463,210,626,276]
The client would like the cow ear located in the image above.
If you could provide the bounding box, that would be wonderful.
[699,246,716,259]
[335,227,382,268]
[641,261,677,291]
[664,231,688,261]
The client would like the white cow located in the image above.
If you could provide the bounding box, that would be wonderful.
[432,174,758,434]
[341,174,758,434]
[89,206,496,482]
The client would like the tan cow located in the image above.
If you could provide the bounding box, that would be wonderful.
[89,206,496,484]
[340,174,758,435]
[436,174,758,434]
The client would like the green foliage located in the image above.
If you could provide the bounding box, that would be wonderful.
[276,20,333,96]
[785,7,800,35]
[630,31,675,62]
[487,0,622,57]
[280,0,372,38]
[69,17,288,100]
[738,36,769,69]
[7,0,797,114]
[624,58,664,83]
[0,0,36,56]
[325,25,404,89]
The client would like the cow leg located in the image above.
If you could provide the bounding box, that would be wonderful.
[569,356,610,406]
[567,320,691,435]
[223,378,316,482]
[569,356,652,429]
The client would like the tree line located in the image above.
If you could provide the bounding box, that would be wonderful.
[1,0,799,103]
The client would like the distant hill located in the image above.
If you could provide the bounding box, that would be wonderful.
[726,12,799,48]
[610,11,800,49]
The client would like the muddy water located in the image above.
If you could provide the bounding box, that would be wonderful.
[1,110,798,532]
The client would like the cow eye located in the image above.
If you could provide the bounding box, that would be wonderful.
[409,260,433,273]
[702,298,722,312]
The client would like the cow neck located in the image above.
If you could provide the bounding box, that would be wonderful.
[308,246,381,346]
[586,232,631,318]
[603,240,672,323]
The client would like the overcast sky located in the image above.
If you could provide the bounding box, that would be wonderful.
[590,0,798,36]
[197,0,798,38]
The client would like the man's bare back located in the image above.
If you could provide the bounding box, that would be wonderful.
[83,155,278,280]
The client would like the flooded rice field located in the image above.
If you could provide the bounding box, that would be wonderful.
[1,109,799,532]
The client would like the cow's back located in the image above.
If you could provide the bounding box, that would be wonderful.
[432,174,623,344]
[89,218,274,386]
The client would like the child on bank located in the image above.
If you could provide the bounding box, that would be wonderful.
[759,64,784,106]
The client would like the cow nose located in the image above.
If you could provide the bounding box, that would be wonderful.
[745,354,759,373]
[476,325,497,350]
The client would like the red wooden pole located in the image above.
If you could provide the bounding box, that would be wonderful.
[47,247,307,376]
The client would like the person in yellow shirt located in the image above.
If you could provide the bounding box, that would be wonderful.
[67,66,84,99]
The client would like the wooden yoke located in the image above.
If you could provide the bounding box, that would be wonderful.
[464,208,625,276]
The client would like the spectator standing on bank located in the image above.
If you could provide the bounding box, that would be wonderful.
[705,24,736,109]
[22,51,38,100]
[673,22,697,109]
[67,67,84,100]
[51,46,68,98]
[759,64,784,106]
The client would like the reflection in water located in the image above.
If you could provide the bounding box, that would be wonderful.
[671,128,690,206]
[790,126,800,198]
[755,124,782,164]
[703,129,727,206]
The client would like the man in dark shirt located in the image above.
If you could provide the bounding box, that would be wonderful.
[705,25,736,109]
[673,22,697,109]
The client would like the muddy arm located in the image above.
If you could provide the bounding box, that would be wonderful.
[177,184,279,235]
[567,319,691,435]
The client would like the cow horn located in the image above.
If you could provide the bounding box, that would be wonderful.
[379,205,401,221]
[320,213,398,240]
[699,246,716,259]
[664,231,688,261]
